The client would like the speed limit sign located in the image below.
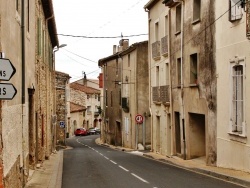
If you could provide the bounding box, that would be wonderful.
[135,114,143,124]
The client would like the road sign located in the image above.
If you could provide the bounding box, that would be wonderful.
[0,83,17,100]
[0,58,16,81]
[135,114,143,124]
[59,121,65,128]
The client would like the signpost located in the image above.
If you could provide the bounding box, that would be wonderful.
[59,121,65,128]
[0,58,16,81]
[0,83,17,100]
[0,58,17,100]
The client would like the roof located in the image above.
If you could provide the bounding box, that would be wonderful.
[144,0,159,10]
[70,82,100,94]
[41,0,59,47]
[162,0,179,7]
[98,40,148,66]
[70,102,86,113]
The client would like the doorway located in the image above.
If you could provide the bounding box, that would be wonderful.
[175,112,181,155]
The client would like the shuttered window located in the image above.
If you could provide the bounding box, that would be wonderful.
[232,65,243,133]
[229,0,242,21]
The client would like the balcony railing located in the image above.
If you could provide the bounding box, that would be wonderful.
[161,35,168,56]
[152,85,170,104]
[152,41,160,60]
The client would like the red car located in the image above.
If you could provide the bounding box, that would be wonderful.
[74,128,87,136]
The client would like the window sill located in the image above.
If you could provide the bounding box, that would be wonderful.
[175,31,181,35]
[153,101,161,105]
[228,132,247,144]
[153,56,161,61]
[162,52,168,57]
[189,83,199,87]
[192,19,200,25]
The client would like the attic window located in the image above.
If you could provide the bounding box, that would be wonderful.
[229,0,242,21]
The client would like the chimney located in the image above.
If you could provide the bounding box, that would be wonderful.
[119,39,129,51]
[113,45,117,54]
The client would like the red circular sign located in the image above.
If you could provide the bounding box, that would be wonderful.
[135,114,143,124]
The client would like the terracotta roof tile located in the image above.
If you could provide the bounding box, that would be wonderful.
[70,102,86,113]
[70,82,100,94]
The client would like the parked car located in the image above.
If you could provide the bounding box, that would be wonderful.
[87,127,101,135]
[74,128,88,136]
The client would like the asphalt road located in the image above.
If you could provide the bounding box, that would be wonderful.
[62,135,244,188]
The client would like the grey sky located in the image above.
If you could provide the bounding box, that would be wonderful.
[53,0,149,82]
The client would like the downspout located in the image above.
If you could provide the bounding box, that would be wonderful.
[172,0,186,159]
[144,7,153,152]
[21,0,28,183]
[179,0,186,160]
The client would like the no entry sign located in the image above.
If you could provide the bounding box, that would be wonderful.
[135,114,143,124]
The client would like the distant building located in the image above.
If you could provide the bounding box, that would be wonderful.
[98,39,150,148]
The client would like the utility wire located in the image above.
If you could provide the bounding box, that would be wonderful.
[57,33,148,38]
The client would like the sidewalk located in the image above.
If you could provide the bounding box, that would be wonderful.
[96,138,250,188]
[25,149,63,188]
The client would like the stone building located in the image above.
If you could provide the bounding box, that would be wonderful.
[55,71,71,145]
[98,40,150,148]
[149,0,216,166]
[70,82,101,135]
[144,0,172,156]
[0,0,58,187]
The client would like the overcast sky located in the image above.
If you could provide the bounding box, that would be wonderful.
[53,0,149,82]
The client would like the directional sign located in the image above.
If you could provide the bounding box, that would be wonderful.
[0,83,17,100]
[0,58,16,81]
[135,114,143,124]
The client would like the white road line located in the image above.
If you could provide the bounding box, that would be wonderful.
[131,173,149,184]
[110,160,117,165]
[100,153,103,156]
[104,156,109,160]
[119,165,129,172]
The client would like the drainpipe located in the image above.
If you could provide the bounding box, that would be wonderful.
[178,0,186,160]
[21,0,28,183]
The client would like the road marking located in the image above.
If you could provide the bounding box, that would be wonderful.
[104,156,109,160]
[119,165,129,172]
[100,153,103,156]
[131,173,149,183]
[110,160,117,164]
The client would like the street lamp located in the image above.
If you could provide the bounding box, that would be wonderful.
[54,44,67,52]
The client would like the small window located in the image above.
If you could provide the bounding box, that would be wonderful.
[116,59,118,76]
[87,94,90,99]
[27,0,30,32]
[193,0,201,22]
[176,4,182,33]
[98,94,100,102]
[165,15,168,36]
[110,91,113,107]
[155,22,159,41]
[229,0,242,21]
[166,63,169,85]
[105,90,108,107]
[190,53,198,84]
[156,66,160,86]
[128,54,130,67]
[177,58,181,86]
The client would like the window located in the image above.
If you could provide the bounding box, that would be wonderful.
[165,15,168,36]
[177,58,181,86]
[190,53,198,84]
[176,4,182,33]
[87,94,90,99]
[105,90,108,107]
[193,0,201,22]
[166,63,169,85]
[156,66,159,86]
[98,94,100,102]
[155,21,159,41]
[16,0,20,12]
[110,91,113,107]
[128,54,130,67]
[37,18,42,55]
[116,59,118,76]
[27,0,30,32]
[229,0,242,21]
[231,64,244,134]
[230,57,245,136]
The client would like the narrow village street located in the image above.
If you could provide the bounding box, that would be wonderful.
[25,135,250,188]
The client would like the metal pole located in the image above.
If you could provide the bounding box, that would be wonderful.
[136,123,138,150]
[143,116,145,148]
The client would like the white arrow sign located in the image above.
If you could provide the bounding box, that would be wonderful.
[0,83,17,100]
[0,58,16,81]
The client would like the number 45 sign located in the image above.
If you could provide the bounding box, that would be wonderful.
[135,114,143,124]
